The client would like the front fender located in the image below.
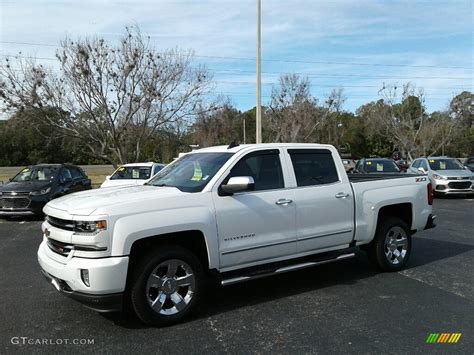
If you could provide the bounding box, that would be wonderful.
[110,206,219,269]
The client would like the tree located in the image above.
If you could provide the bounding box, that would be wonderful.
[359,83,458,160]
[191,103,242,147]
[0,27,213,166]
[266,74,344,143]
[447,91,474,156]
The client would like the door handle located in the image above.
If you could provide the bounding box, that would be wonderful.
[276,198,293,206]
[335,192,350,199]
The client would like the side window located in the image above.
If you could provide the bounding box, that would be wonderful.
[226,150,284,191]
[70,167,83,179]
[421,160,429,171]
[60,168,72,182]
[288,149,339,187]
[411,160,420,168]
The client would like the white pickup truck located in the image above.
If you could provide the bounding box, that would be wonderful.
[38,143,436,326]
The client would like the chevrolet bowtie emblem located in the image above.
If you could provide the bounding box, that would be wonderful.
[44,228,50,237]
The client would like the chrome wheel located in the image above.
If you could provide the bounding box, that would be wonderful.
[145,259,195,316]
[384,226,408,265]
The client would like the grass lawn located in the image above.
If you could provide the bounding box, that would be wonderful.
[0,165,115,189]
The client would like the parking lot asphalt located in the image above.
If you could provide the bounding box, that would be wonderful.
[0,197,473,354]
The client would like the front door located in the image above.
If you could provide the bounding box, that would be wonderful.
[213,149,297,269]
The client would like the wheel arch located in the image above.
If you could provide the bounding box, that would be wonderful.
[376,203,413,232]
[128,230,212,272]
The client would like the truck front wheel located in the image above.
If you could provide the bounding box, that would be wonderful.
[366,217,412,272]
[129,246,203,326]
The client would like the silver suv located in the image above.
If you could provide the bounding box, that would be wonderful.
[409,157,474,195]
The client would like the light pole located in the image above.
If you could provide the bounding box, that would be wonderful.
[256,0,262,143]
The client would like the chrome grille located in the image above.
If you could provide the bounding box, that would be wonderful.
[46,238,74,257]
[447,177,469,180]
[1,193,30,209]
[46,215,74,231]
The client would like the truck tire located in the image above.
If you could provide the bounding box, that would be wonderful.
[366,217,412,272]
[128,246,203,326]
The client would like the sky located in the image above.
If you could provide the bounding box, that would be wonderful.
[0,0,472,114]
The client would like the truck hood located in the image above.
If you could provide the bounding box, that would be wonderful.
[432,169,473,178]
[0,181,52,193]
[45,185,183,216]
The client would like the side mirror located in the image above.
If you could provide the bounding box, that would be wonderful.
[105,175,111,180]
[418,167,426,174]
[220,176,255,195]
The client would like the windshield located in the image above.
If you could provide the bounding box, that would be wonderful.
[147,152,234,192]
[363,160,400,173]
[11,166,59,182]
[429,159,464,170]
[111,166,152,180]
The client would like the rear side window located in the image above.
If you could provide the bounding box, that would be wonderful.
[227,150,284,191]
[288,149,339,187]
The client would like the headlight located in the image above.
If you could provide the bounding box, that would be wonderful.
[74,220,107,234]
[30,187,52,196]
[432,174,447,180]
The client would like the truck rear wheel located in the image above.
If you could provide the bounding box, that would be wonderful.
[128,246,203,326]
[366,217,411,271]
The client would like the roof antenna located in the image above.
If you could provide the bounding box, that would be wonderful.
[227,141,240,149]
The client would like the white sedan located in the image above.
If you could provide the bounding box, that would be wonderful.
[100,162,165,188]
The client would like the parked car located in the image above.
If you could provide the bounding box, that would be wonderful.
[38,143,435,326]
[354,158,401,174]
[409,156,474,195]
[341,158,356,173]
[0,164,91,217]
[465,157,474,172]
[100,162,165,188]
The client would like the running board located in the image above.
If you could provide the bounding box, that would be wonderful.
[221,252,355,286]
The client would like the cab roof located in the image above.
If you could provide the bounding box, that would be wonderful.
[192,143,335,154]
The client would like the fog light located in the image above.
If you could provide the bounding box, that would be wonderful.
[81,269,90,287]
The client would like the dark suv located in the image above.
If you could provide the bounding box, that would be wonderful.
[0,164,91,217]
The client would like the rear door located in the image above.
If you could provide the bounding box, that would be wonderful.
[286,148,354,253]
[213,149,297,269]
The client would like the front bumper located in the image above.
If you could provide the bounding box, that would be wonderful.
[41,269,123,312]
[0,196,48,216]
[37,240,129,312]
[433,179,474,195]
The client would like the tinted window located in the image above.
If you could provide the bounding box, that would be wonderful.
[11,166,59,182]
[428,158,464,170]
[70,167,84,179]
[227,150,284,191]
[288,149,339,186]
[362,159,400,173]
[111,166,152,180]
[60,168,73,182]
